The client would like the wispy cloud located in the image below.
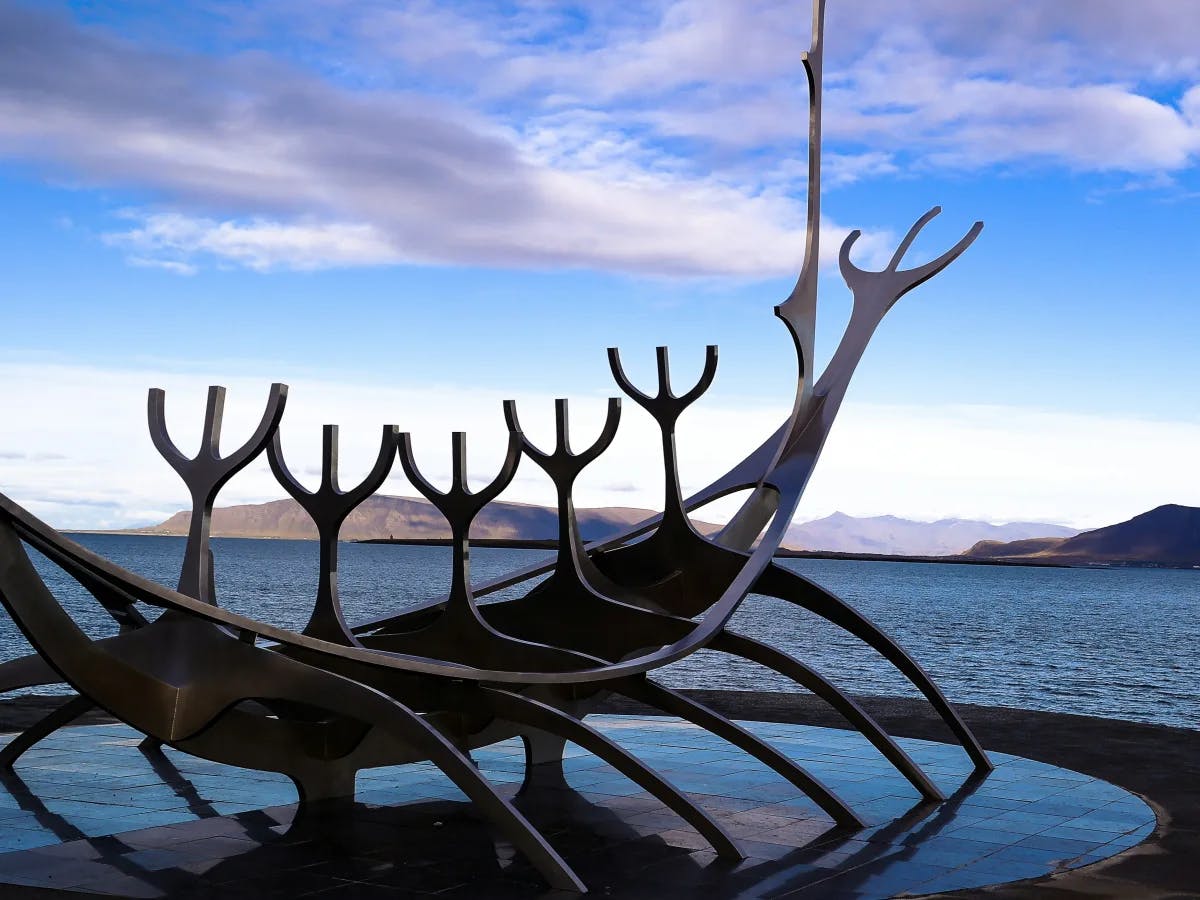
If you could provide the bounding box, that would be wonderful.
[0,2,878,278]
[8,1,1191,279]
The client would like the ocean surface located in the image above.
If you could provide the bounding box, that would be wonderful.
[3,534,1197,730]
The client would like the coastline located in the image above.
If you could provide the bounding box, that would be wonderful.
[73,531,1200,570]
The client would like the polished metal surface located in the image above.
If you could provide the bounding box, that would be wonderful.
[0,0,991,891]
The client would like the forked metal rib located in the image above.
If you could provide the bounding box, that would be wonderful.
[147,383,288,605]
[711,630,944,801]
[754,562,992,772]
[612,675,864,829]
[268,424,398,643]
[480,686,745,860]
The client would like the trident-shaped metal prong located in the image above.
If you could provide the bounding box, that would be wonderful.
[146,383,288,605]
[607,345,718,425]
[839,207,984,313]
[607,345,717,532]
[504,397,622,591]
[397,422,523,615]
[503,397,620,489]
[268,423,397,643]
[397,429,522,514]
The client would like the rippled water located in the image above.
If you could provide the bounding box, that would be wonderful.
[4,534,1197,729]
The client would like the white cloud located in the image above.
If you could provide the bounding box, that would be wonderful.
[1,3,870,279]
[4,0,1197,281]
[338,1,1200,175]
[107,214,402,272]
[2,359,1198,533]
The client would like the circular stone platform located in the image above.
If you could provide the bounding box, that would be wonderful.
[0,716,1154,898]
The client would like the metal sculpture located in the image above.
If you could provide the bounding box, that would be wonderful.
[0,0,991,892]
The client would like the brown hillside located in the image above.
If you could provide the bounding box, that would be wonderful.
[138,494,717,542]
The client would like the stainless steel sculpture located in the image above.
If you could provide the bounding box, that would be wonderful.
[0,1,989,892]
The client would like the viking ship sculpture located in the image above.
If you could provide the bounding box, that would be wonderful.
[0,1,989,892]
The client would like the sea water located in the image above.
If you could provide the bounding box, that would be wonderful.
[4,534,1196,729]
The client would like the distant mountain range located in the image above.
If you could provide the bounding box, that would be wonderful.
[134,498,1078,558]
[963,504,1200,568]
[137,495,719,543]
[131,499,1200,567]
[784,512,1077,557]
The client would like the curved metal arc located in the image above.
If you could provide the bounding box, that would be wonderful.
[896,219,984,298]
[267,430,313,502]
[753,561,992,772]
[479,687,744,860]
[838,209,984,307]
[146,389,189,475]
[0,491,767,685]
[606,347,653,408]
[887,205,942,272]
[215,382,289,476]
[502,400,547,466]
[676,344,720,407]
[345,425,401,507]
[396,431,444,501]
[469,429,524,509]
[710,630,943,802]
[0,522,583,890]
[0,695,92,770]
[611,676,863,828]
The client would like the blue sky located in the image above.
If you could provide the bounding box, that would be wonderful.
[3,0,1200,531]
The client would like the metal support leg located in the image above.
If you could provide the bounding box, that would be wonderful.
[0,695,93,770]
[755,562,993,772]
[712,630,943,801]
[612,676,864,829]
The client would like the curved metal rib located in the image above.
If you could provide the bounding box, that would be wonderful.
[711,630,943,801]
[0,695,92,770]
[479,686,744,860]
[754,562,991,772]
[247,666,588,893]
[0,520,586,894]
[0,652,62,694]
[611,675,863,829]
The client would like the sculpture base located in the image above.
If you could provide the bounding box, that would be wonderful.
[0,716,1154,898]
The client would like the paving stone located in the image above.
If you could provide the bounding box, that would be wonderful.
[0,715,1157,898]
